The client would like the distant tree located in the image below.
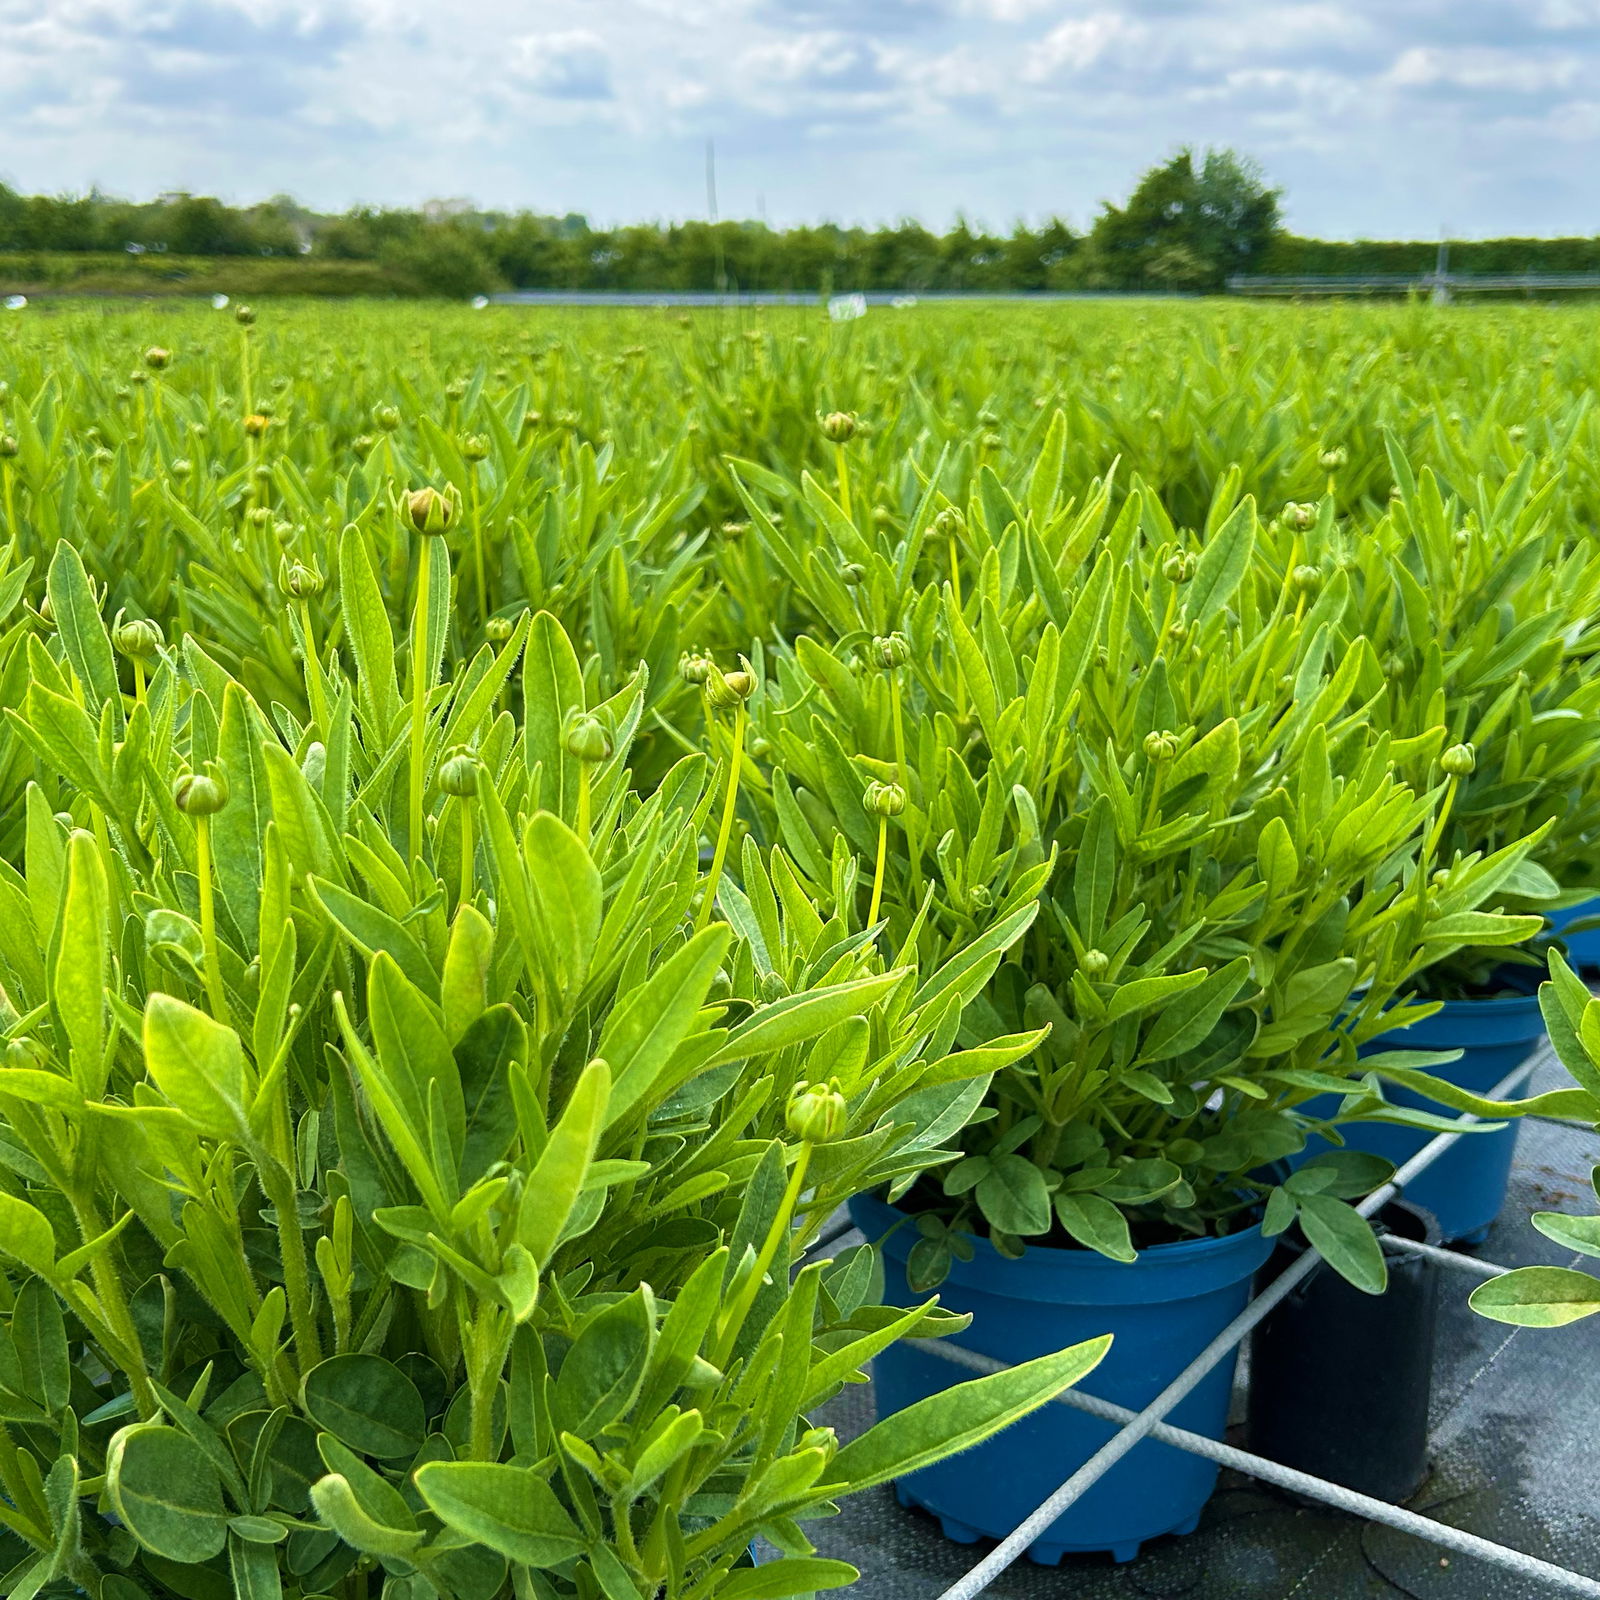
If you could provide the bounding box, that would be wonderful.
[1085,148,1281,290]
[380,227,503,298]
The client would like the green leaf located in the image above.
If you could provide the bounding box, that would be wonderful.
[308,1475,424,1559]
[0,1193,57,1279]
[1296,1194,1387,1295]
[47,539,122,724]
[143,993,252,1144]
[300,1355,425,1460]
[455,1006,524,1185]
[519,1058,610,1265]
[106,1424,230,1563]
[710,972,902,1067]
[975,1153,1052,1236]
[1184,498,1255,621]
[1531,1211,1600,1259]
[1052,1193,1135,1262]
[717,1559,861,1599]
[827,1333,1111,1490]
[552,1287,653,1440]
[1469,1266,1600,1327]
[53,830,108,1095]
[414,1460,586,1566]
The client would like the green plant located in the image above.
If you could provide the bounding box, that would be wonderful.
[740,457,1551,1291]
[0,538,1104,1598]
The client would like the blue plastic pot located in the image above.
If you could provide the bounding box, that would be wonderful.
[1547,897,1600,972]
[1301,985,1546,1245]
[849,1192,1272,1564]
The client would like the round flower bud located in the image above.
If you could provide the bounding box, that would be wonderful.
[0,436,18,458]
[130,370,149,386]
[170,457,192,479]
[1508,424,1527,442]
[933,507,964,538]
[873,632,911,671]
[405,486,454,535]
[113,615,163,660]
[1441,743,1476,777]
[786,1080,849,1144]
[1144,730,1176,762]
[375,405,401,432]
[1162,554,1191,583]
[445,379,467,402]
[280,558,323,599]
[969,883,992,911]
[872,505,892,527]
[352,433,375,457]
[841,562,867,586]
[706,667,755,710]
[679,650,712,686]
[1317,446,1348,471]
[145,346,170,370]
[243,413,271,438]
[1283,501,1316,531]
[1082,948,1110,976]
[864,780,906,818]
[485,616,514,643]
[439,748,482,798]
[234,305,256,325]
[461,434,490,462]
[174,765,229,816]
[564,713,612,764]
[820,411,857,443]
[1291,565,1322,595]
[248,506,271,527]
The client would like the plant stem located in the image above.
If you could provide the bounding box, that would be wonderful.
[695,703,745,934]
[409,543,434,863]
[577,762,592,845]
[949,527,963,611]
[299,598,330,732]
[195,814,231,1028]
[262,1161,322,1373]
[459,798,475,910]
[471,470,487,620]
[712,1141,811,1368]
[868,814,889,929]
[132,658,146,710]
[834,442,852,523]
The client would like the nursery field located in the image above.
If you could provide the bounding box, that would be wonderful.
[1,294,1600,1600]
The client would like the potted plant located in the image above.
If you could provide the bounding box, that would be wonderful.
[1286,451,1600,1240]
[0,535,1110,1597]
[732,465,1544,1558]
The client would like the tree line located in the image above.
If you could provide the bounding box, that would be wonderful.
[2,152,1594,297]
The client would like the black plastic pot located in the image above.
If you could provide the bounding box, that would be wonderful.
[1244,1200,1440,1503]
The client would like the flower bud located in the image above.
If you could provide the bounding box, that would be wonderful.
[145,346,170,371]
[174,764,229,816]
[1317,446,1347,471]
[374,405,401,432]
[113,614,163,660]
[1291,565,1322,595]
[1144,730,1176,762]
[1082,948,1109,976]
[244,413,271,438]
[462,433,489,462]
[1282,501,1316,531]
[786,1080,849,1144]
[1162,553,1193,583]
[405,486,454,536]
[564,713,612,764]
[0,436,17,458]
[439,747,482,798]
[969,883,992,911]
[841,562,867,586]
[1441,743,1475,777]
[445,379,467,402]
[280,557,324,599]
[933,507,964,538]
[864,780,906,818]
[705,665,754,710]
[873,632,911,671]
[170,457,192,479]
[234,305,256,326]
[679,650,712,686]
[820,411,857,444]
[248,506,271,527]
[486,616,514,643]
[1508,424,1527,442]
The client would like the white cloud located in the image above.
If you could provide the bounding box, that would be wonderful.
[1388,44,1582,93]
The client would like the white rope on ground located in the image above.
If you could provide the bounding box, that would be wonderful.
[926,1056,1542,1600]
[913,1340,1600,1598]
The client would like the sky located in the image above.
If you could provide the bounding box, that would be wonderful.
[2,0,1598,240]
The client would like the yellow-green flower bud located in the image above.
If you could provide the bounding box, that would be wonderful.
[244,413,271,438]
[0,436,17,458]
[786,1080,848,1144]
[864,780,906,818]
[1441,743,1475,777]
[462,434,489,462]
[1283,501,1316,531]
[564,713,612,764]
[820,411,857,443]
[873,632,911,671]
[1291,564,1322,595]
[280,557,324,600]
[446,379,467,402]
[486,616,514,643]
[375,405,401,432]
[170,457,192,479]
[113,614,163,660]
[439,748,482,798]
[144,346,170,371]
[842,562,867,586]
[234,305,256,326]
[679,650,712,686]
[1082,949,1109,976]
[1144,730,1176,762]
[174,764,229,815]
[1317,446,1348,471]
[705,665,754,710]
[933,506,964,538]
[405,486,453,535]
